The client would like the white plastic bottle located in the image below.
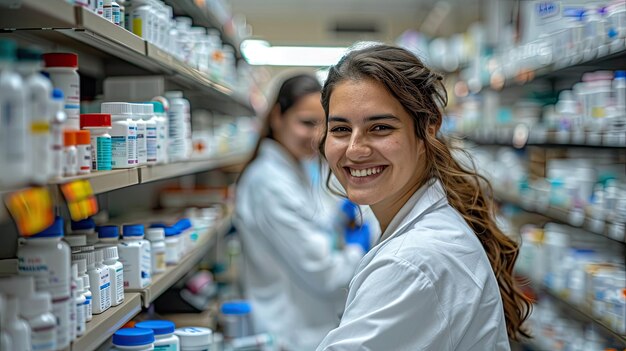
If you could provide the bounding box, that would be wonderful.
[22,292,57,351]
[103,246,125,307]
[94,249,113,311]
[0,276,36,351]
[165,91,191,161]
[73,250,111,314]
[69,263,77,342]
[136,320,179,351]
[76,130,92,175]
[0,39,28,188]
[119,224,152,289]
[146,228,166,274]
[149,101,168,164]
[63,130,78,177]
[112,328,155,351]
[144,103,158,164]
[64,234,87,253]
[17,216,72,349]
[164,226,181,265]
[102,102,137,169]
[131,0,155,42]
[132,103,148,165]
[50,88,67,179]
[96,225,120,249]
[80,113,113,171]
[71,218,99,246]
[43,53,80,129]
[73,258,93,322]
[174,327,213,351]
[4,296,31,351]
[615,70,626,109]
[0,294,14,351]
[16,47,52,185]
[72,264,87,337]
[103,0,113,22]
[112,0,121,25]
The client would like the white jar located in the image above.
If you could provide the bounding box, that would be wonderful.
[63,130,78,177]
[136,320,180,351]
[80,113,113,171]
[49,88,66,179]
[4,296,31,351]
[103,246,125,306]
[73,250,111,314]
[143,103,158,164]
[0,276,35,351]
[0,294,14,351]
[96,225,120,249]
[164,227,181,265]
[73,258,93,322]
[165,91,191,161]
[131,103,147,165]
[148,101,168,164]
[69,264,77,342]
[64,234,87,253]
[102,102,137,169]
[43,53,80,129]
[113,328,155,351]
[146,228,166,274]
[119,225,152,289]
[130,0,155,42]
[174,327,212,351]
[94,249,113,311]
[71,218,99,246]
[76,130,92,175]
[16,47,52,185]
[17,216,71,349]
[72,264,86,338]
[22,292,57,351]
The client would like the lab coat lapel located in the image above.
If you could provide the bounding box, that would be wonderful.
[259,139,310,186]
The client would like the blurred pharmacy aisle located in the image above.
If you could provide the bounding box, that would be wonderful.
[0,0,625,350]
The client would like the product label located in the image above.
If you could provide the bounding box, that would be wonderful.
[115,267,124,304]
[132,17,143,37]
[128,126,137,164]
[141,243,152,288]
[104,6,112,21]
[112,7,121,25]
[111,136,127,167]
[154,344,178,351]
[79,145,92,171]
[536,2,560,20]
[92,136,112,171]
[63,148,77,175]
[52,297,71,348]
[155,251,166,271]
[76,302,86,335]
[18,254,70,298]
[147,125,157,162]
[2,101,27,161]
[99,268,112,311]
[85,296,92,318]
[31,323,56,351]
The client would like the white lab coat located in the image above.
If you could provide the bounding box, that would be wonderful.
[317,179,511,351]
[235,139,364,351]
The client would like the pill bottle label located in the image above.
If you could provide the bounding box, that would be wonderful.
[100,269,112,310]
[104,7,112,21]
[78,145,92,172]
[18,255,70,298]
[147,125,157,162]
[53,297,71,348]
[128,126,137,164]
[155,250,166,271]
[76,302,86,335]
[155,344,178,351]
[111,135,127,167]
[92,136,112,171]
[115,267,124,305]
[85,296,92,318]
[112,7,121,25]
[31,323,56,351]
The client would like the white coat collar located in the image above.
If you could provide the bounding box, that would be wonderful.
[377,179,448,245]
[258,139,309,183]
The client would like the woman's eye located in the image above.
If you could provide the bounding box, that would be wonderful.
[372,125,394,132]
[330,126,350,134]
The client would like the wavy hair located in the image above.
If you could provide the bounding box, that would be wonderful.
[318,44,531,340]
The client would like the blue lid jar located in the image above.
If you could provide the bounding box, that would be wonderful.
[135,320,176,335]
[221,301,252,315]
[30,217,64,238]
[97,225,119,239]
[176,218,192,230]
[112,328,154,347]
[123,224,145,237]
[71,218,95,231]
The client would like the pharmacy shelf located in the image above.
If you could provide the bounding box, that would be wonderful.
[458,130,626,149]
[0,0,254,115]
[128,211,232,307]
[50,168,141,195]
[540,287,626,347]
[71,292,142,351]
[163,0,241,56]
[140,151,251,183]
[493,187,626,244]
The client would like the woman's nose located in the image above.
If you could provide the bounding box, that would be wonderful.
[345,133,371,160]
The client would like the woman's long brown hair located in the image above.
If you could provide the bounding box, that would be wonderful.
[319,44,532,340]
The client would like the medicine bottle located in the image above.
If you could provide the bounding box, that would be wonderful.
[147,101,168,164]
[72,218,99,245]
[112,328,155,351]
[94,249,113,310]
[146,228,166,274]
[76,130,92,175]
[22,291,57,351]
[50,88,66,179]
[220,301,252,339]
[136,320,180,351]
[96,225,120,248]
[63,130,78,177]
[69,263,77,342]
[64,234,87,253]
[72,264,86,338]
[101,102,137,169]
[73,250,111,314]
[119,224,152,289]
[4,295,31,351]
[43,53,80,129]
[0,294,13,351]
[80,113,113,171]
[165,91,191,161]
[144,103,158,164]
[17,216,71,349]
[174,327,212,351]
[164,226,181,265]
[73,258,93,322]
[103,246,125,306]
[131,103,147,165]
[0,276,36,351]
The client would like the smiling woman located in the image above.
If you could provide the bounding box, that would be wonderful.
[316,44,532,350]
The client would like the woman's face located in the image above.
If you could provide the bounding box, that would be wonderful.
[325,78,427,210]
[273,92,325,160]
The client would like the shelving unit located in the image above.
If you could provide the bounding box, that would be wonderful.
[460,130,626,149]
[71,293,142,351]
[0,0,254,115]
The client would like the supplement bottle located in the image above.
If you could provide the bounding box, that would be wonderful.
[4,296,31,351]
[73,250,110,314]
[22,292,57,351]
[0,294,14,351]
[146,228,166,274]
[17,216,72,349]
[130,0,155,42]
[220,301,252,339]
[73,268,87,337]
[96,225,120,249]
[148,101,168,164]
[63,130,78,177]
[104,0,113,22]
[164,226,181,265]
[16,47,52,185]
[136,320,179,351]
[50,89,67,179]
[73,258,93,322]
[112,0,121,25]
[165,91,191,161]
[64,234,87,253]
[80,113,113,171]
[144,103,158,164]
[71,218,99,245]
[94,249,113,311]
[174,327,212,351]
[69,264,77,342]
[0,276,36,351]
[103,246,125,306]
[112,328,155,351]
[76,130,92,175]
[131,103,147,165]
[102,102,137,169]
[119,224,152,289]
[43,53,80,129]
[0,39,28,188]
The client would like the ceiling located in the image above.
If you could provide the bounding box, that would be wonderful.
[230,0,484,46]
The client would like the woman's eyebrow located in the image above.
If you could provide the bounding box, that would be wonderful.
[329,114,400,123]
[328,116,349,123]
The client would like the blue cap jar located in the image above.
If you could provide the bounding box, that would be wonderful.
[97,225,119,239]
[112,328,155,349]
[123,224,145,237]
[135,320,175,335]
[30,217,65,238]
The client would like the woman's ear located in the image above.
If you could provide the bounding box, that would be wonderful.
[427,117,442,137]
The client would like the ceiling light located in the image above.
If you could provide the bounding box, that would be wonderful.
[241,39,348,67]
